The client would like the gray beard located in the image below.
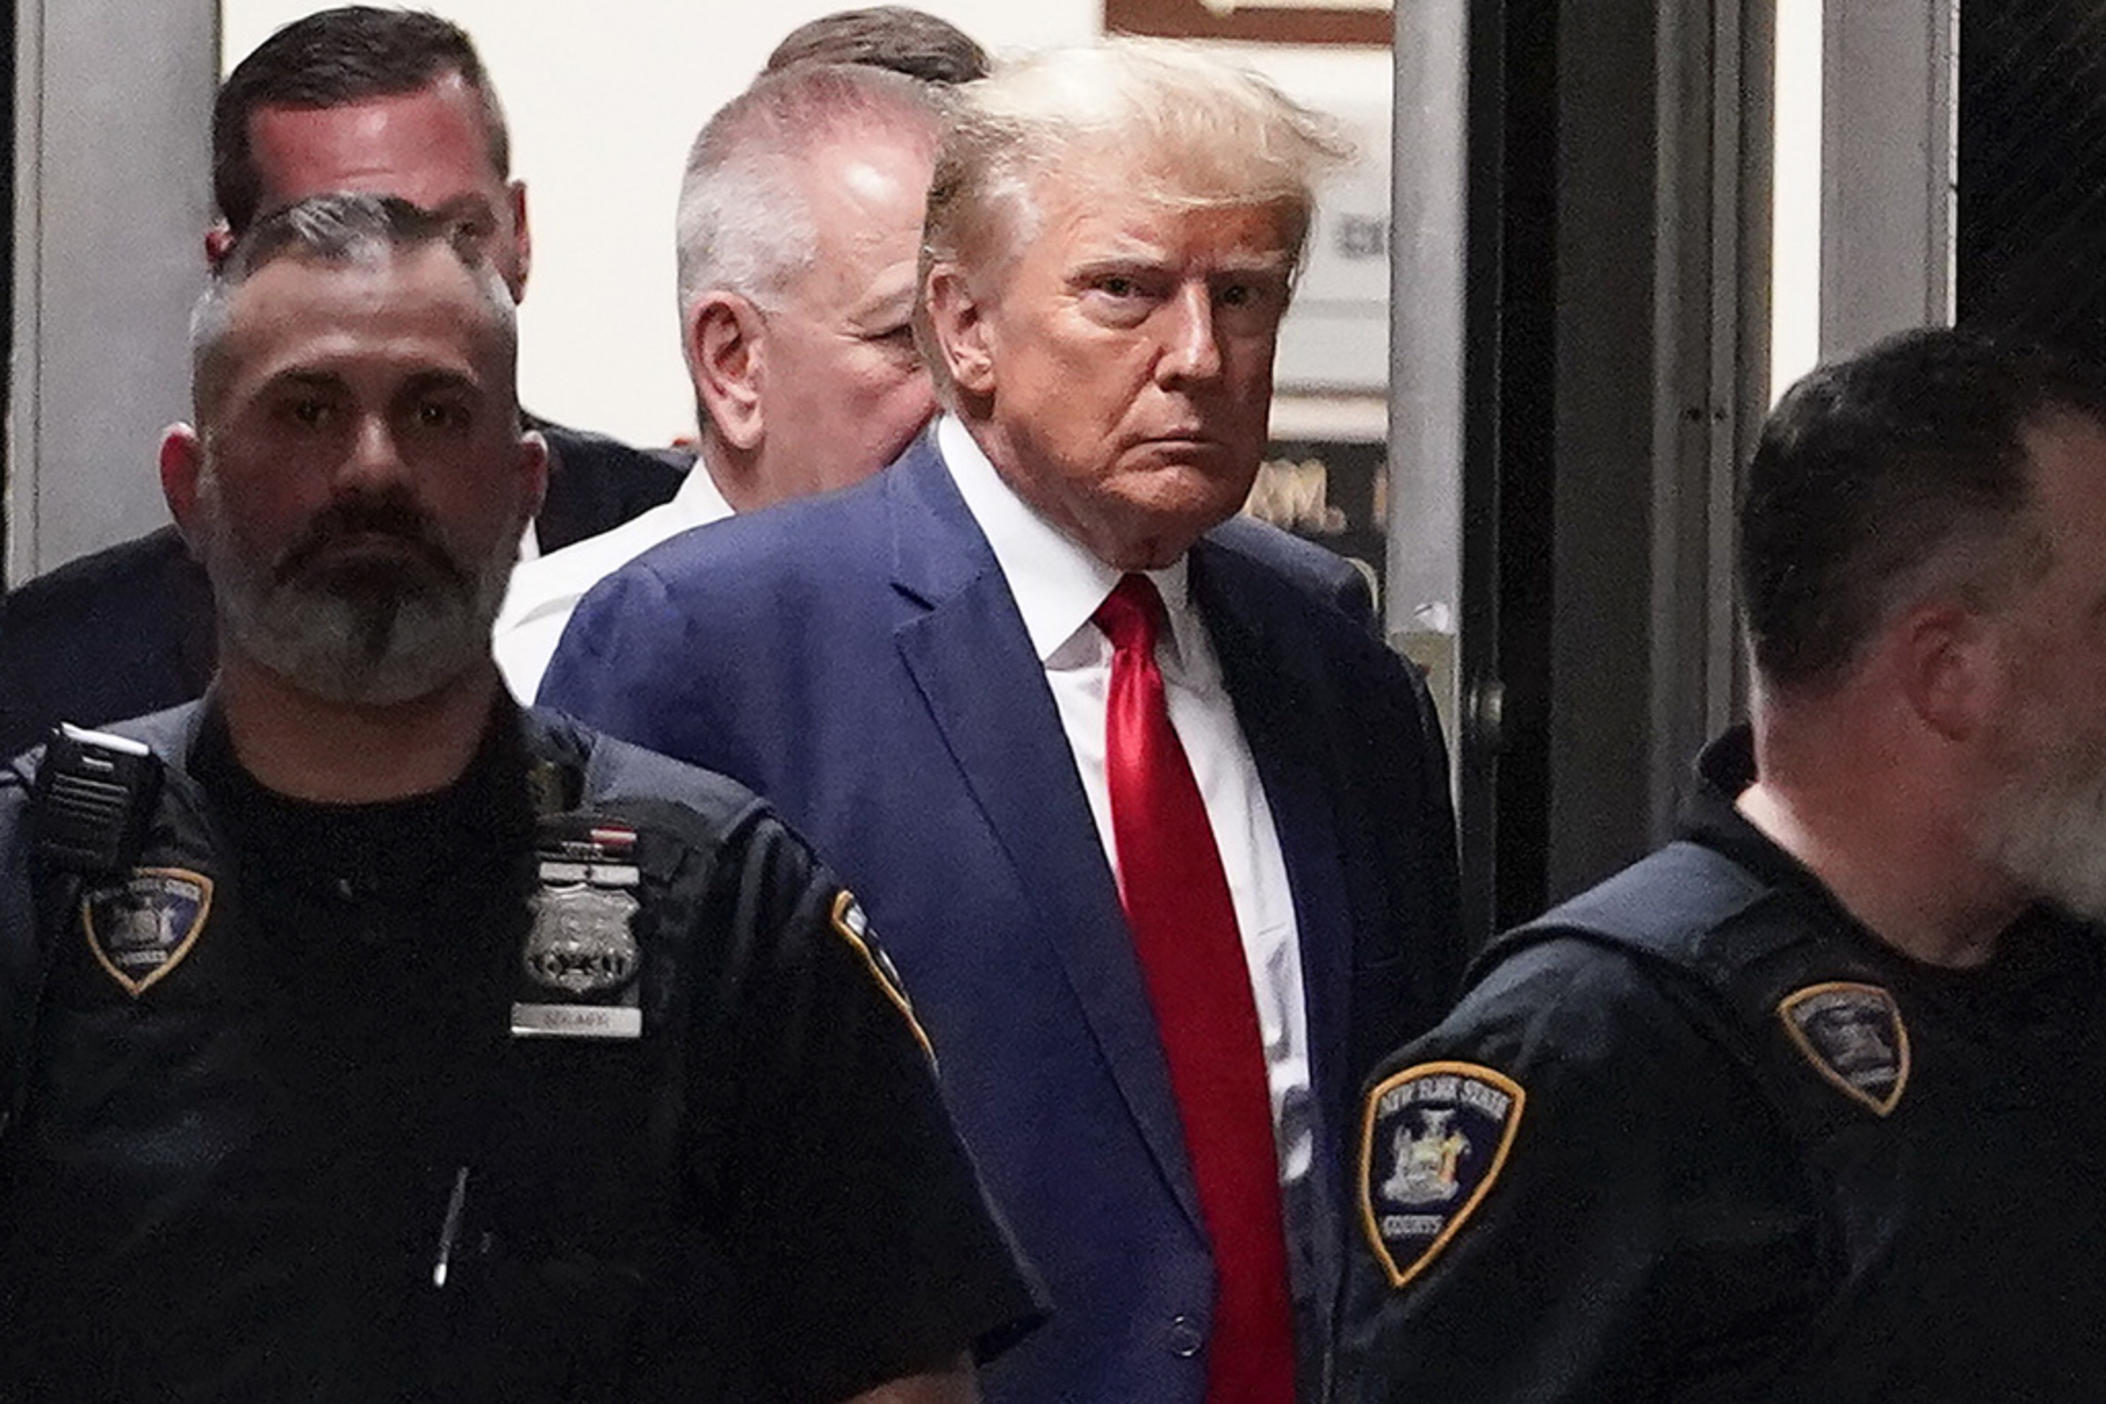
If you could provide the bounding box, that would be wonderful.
[1980,736,2106,922]
[196,469,518,707]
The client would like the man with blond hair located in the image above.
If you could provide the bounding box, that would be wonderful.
[544,42,1462,1402]
[494,60,945,695]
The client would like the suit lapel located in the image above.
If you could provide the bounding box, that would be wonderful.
[886,440,1203,1231]
[1191,541,1356,1141]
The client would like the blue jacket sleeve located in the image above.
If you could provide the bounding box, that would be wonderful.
[537,562,691,758]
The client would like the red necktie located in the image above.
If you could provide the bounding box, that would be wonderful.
[1094,573,1295,1402]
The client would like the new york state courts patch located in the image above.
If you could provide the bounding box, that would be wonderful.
[1777,980,1910,1116]
[81,867,213,997]
[1359,1060,1526,1288]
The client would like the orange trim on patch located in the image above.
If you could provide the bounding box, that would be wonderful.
[1777,980,1911,1116]
[80,867,214,998]
[1357,1059,1526,1289]
[829,889,935,1064]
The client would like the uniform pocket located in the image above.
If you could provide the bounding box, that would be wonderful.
[426,1037,670,1400]
[433,1227,649,1401]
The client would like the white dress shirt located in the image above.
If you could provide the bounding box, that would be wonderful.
[492,463,734,701]
[938,415,1316,1197]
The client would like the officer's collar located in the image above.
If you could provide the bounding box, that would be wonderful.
[188,690,524,808]
[1680,723,1890,941]
[1681,724,1801,887]
[189,691,534,890]
[1683,722,2098,998]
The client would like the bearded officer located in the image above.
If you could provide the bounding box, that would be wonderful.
[1336,327,2106,1400]
[0,193,1036,1402]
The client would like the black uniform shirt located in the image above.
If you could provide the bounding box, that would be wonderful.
[1336,727,2106,1402]
[0,701,1039,1401]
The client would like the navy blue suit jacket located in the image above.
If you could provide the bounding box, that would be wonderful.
[540,434,1463,1402]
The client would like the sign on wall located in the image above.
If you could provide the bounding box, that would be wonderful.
[1106,0,1391,47]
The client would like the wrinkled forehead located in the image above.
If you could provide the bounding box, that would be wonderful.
[801,129,935,233]
[211,246,512,398]
[248,76,506,213]
[1006,159,1305,267]
[794,136,934,274]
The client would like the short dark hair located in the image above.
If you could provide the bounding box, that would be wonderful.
[213,6,510,236]
[763,6,989,85]
[219,190,467,281]
[1740,327,2106,691]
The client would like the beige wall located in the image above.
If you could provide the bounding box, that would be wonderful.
[220,1,1392,446]
[220,1,1105,447]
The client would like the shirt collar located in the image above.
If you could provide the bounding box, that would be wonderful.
[937,413,1198,668]
[671,459,734,521]
[1680,724,1811,892]
[492,463,733,633]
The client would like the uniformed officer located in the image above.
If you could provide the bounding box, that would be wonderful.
[0,193,1038,1402]
[1338,328,2106,1400]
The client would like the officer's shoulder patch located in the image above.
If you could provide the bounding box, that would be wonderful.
[829,890,934,1063]
[81,867,212,997]
[1777,980,1909,1115]
[1358,1059,1525,1289]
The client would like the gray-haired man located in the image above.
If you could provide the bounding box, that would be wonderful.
[495,61,946,694]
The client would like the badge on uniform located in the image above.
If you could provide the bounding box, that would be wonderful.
[511,821,645,1040]
[81,867,213,997]
[1777,980,1910,1115]
[1358,1060,1525,1289]
[829,890,934,1063]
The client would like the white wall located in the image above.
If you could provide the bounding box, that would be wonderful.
[220,1,1393,446]
[219,1,1100,446]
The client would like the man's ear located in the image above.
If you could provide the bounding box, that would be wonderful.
[159,423,207,559]
[517,427,551,525]
[925,264,994,397]
[687,292,769,452]
[204,223,235,269]
[1895,600,1997,743]
[505,179,532,302]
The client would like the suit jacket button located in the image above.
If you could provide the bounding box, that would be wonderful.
[1166,1314,1205,1358]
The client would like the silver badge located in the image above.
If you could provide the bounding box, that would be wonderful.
[513,825,645,1040]
[522,881,640,996]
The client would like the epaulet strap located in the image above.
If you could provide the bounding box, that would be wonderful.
[1471,841,1775,986]
[525,721,735,889]
[1474,840,1906,1155]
